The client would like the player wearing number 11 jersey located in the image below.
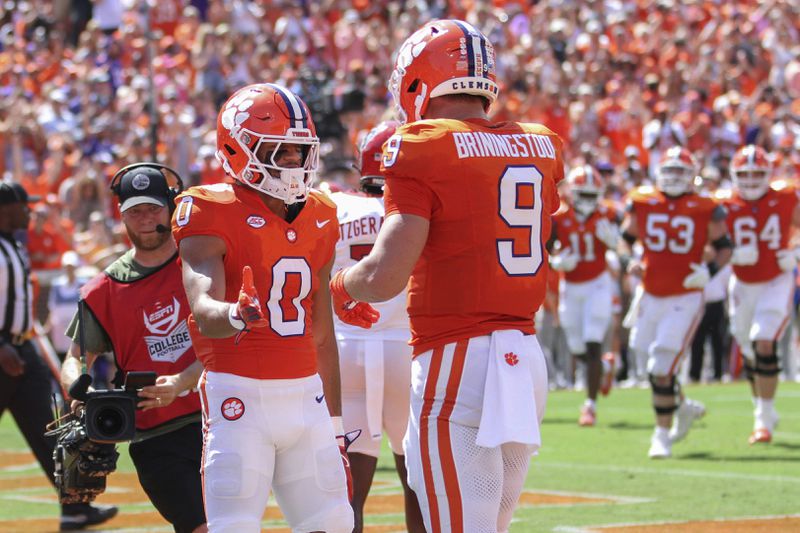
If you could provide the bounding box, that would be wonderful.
[621,146,732,459]
[174,83,353,532]
[329,19,562,532]
[717,145,800,445]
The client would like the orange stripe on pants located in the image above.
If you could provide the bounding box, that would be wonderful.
[436,340,468,532]
[420,346,444,532]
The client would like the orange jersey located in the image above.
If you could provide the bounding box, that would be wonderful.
[628,186,720,297]
[172,184,339,379]
[382,118,564,354]
[717,182,800,283]
[553,201,619,283]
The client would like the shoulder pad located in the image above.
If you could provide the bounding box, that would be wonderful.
[554,201,571,217]
[770,179,791,192]
[309,188,336,209]
[178,183,236,204]
[627,185,657,203]
[713,188,733,201]
[518,122,559,137]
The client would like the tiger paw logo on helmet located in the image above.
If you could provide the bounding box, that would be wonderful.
[390,19,499,123]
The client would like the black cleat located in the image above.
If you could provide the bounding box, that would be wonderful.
[60,503,119,531]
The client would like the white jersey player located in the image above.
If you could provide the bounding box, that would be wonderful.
[331,121,424,533]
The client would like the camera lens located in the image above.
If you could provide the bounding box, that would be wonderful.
[94,406,125,438]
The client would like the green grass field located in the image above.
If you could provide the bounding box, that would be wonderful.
[1,381,799,531]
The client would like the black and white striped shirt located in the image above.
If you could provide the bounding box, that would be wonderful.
[0,233,33,339]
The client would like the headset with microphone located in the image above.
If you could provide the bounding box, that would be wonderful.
[109,162,185,226]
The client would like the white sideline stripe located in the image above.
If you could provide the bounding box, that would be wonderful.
[523,488,653,505]
[541,461,800,483]
[0,462,39,472]
[553,512,800,532]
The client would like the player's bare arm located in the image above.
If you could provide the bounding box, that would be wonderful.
[619,210,642,275]
[313,256,342,417]
[344,213,429,302]
[61,344,99,393]
[179,234,236,338]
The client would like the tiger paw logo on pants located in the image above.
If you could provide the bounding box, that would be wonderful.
[504,352,519,366]
[221,397,245,420]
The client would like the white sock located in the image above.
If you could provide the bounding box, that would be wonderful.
[761,398,774,414]
[655,426,670,437]
[584,398,596,409]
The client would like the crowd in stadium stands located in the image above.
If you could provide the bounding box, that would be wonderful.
[1,0,799,382]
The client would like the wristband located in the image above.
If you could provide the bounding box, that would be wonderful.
[330,268,354,306]
[332,415,344,436]
[228,303,246,331]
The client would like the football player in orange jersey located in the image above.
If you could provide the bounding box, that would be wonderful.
[718,145,800,444]
[330,20,563,532]
[620,146,732,458]
[330,121,424,533]
[550,165,618,427]
[173,84,356,533]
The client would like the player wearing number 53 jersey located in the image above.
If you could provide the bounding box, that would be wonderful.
[717,145,800,445]
[329,19,562,532]
[621,146,732,459]
[174,83,353,533]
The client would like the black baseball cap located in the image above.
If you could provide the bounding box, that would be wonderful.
[10,182,41,204]
[0,182,40,205]
[116,166,169,212]
[0,183,15,205]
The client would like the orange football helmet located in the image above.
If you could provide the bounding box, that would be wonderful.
[567,165,603,216]
[657,146,696,197]
[216,83,319,204]
[389,19,499,123]
[356,120,399,195]
[731,144,771,200]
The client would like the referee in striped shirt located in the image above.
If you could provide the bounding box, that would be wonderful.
[0,182,116,530]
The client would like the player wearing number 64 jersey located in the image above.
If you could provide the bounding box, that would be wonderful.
[716,144,800,445]
[174,83,353,533]
[329,19,563,532]
[620,146,732,459]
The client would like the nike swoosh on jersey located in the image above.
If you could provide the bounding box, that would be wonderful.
[316,219,331,228]
[315,394,325,403]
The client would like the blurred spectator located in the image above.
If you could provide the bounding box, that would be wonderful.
[45,250,92,358]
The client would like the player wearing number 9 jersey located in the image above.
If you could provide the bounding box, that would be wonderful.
[329,19,562,532]
[717,145,800,445]
[175,83,353,533]
[620,146,732,459]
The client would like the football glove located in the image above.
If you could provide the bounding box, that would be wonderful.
[730,246,759,266]
[332,416,361,502]
[594,218,620,249]
[776,249,798,272]
[550,250,580,272]
[228,265,268,343]
[329,268,380,329]
[682,262,710,290]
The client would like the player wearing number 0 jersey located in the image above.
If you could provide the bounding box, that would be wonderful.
[330,120,424,533]
[621,146,732,459]
[551,165,619,427]
[717,145,800,445]
[175,83,353,533]
[329,19,563,532]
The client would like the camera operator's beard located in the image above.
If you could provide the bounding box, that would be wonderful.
[129,227,170,251]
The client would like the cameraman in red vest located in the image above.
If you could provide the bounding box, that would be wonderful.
[60,164,207,533]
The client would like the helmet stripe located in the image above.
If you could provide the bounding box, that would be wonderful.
[453,20,477,78]
[268,83,307,130]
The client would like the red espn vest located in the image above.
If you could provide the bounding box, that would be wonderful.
[81,254,200,430]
